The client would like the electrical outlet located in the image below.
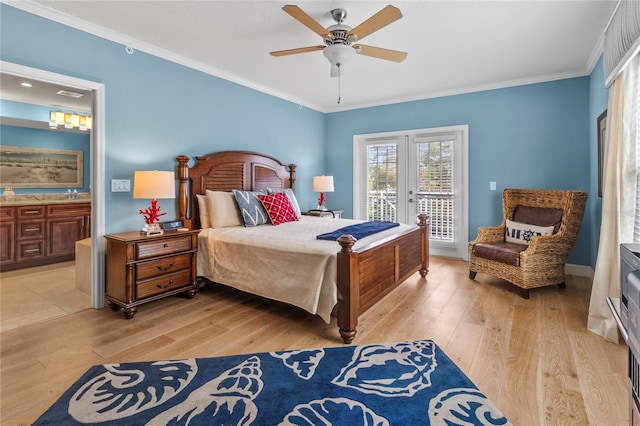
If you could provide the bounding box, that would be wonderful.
[111,179,131,192]
[490,181,496,191]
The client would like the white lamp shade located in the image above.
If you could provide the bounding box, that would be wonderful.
[313,175,334,193]
[133,171,176,199]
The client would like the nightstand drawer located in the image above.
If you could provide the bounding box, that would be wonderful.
[137,270,192,299]
[136,236,192,259]
[136,253,191,281]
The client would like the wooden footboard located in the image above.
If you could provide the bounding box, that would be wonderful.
[336,214,429,343]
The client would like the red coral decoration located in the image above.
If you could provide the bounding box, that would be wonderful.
[139,199,167,225]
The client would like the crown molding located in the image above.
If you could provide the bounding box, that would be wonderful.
[3,1,326,113]
[326,69,591,113]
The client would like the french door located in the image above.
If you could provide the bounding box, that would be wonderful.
[354,126,468,259]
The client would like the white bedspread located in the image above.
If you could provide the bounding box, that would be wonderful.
[197,216,415,323]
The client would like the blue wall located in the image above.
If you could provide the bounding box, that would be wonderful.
[327,78,592,265]
[0,124,91,192]
[1,4,326,233]
[2,4,607,267]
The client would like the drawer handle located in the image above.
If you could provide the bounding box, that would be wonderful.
[24,210,40,214]
[157,280,174,289]
[163,243,169,248]
[24,248,40,253]
[24,227,40,232]
[157,262,174,271]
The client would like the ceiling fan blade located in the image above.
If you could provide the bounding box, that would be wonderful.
[347,5,402,42]
[282,5,332,39]
[270,46,325,57]
[354,44,407,62]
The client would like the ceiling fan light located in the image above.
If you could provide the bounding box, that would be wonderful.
[322,44,355,68]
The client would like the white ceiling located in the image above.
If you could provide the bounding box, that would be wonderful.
[8,1,618,113]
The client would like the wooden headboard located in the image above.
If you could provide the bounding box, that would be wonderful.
[176,150,296,229]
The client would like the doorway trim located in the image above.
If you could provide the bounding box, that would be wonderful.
[1,61,106,308]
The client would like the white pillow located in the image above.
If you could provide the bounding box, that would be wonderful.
[196,194,211,229]
[205,190,243,228]
[505,219,554,245]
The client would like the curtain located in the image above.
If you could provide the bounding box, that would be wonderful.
[588,54,640,342]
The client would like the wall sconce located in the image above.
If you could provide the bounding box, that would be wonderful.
[49,111,92,131]
[133,171,175,235]
[313,175,334,211]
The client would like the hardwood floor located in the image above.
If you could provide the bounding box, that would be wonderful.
[0,257,628,425]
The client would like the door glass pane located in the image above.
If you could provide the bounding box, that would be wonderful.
[367,144,397,221]
[416,140,454,242]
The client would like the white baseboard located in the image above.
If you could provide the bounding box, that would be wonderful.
[566,263,594,279]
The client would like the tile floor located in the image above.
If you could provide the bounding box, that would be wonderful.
[0,261,90,332]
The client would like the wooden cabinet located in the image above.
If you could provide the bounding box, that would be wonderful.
[104,230,199,319]
[16,205,46,263]
[0,207,15,264]
[0,202,91,271]
[47,203,91,257]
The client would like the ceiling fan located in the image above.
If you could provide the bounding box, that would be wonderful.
[270,4,407,77]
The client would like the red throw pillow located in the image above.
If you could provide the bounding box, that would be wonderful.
[257,191,299,226]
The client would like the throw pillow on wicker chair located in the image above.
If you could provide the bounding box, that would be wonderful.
[505,219,554,245]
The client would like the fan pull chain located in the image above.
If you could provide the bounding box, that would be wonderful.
[337,64,342,104]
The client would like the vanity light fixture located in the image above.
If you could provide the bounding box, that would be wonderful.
[49,111,92,131]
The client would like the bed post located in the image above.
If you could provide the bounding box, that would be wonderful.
[288,164,296,191]
[176,155,191,229]
[336,234,358,344]
[418,213,429,278]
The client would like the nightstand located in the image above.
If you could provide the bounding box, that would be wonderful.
[306,209,343,218]
[104,229,200,319]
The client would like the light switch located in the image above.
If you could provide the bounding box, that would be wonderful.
[111,179,131,192]
[490,181,496,191]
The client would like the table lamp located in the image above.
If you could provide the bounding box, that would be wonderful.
[313,175,334,211]
[133,170,175,235]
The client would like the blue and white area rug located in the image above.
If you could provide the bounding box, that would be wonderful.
[34,340,510,425]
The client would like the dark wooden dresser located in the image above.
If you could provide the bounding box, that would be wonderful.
[104,229,199,319]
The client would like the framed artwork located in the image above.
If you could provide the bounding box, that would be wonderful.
[0,145,83,188]
[597,110,607,198]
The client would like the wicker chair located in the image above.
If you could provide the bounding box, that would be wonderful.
[468,188,587,298]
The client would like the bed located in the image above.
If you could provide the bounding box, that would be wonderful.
[176,150,429,343]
